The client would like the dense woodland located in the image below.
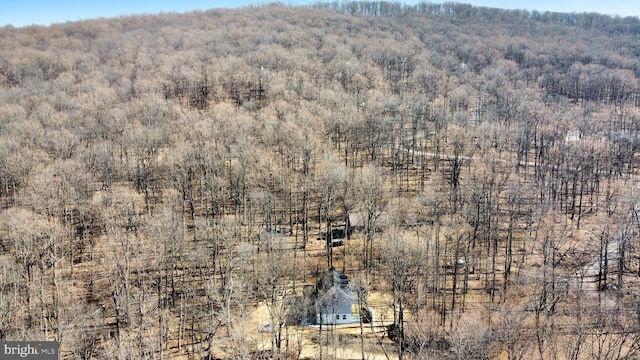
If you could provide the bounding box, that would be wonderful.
[1,2,640,359]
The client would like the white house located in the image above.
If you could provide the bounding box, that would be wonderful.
[315,268,359,325]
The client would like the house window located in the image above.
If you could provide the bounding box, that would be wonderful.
[336,314,340,320]
[343,315,347,320]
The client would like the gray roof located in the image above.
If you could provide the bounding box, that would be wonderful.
[316,267,349,293]
[315,268,360,314]
[317,285,358,306]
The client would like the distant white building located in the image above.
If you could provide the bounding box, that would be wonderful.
[565,130,583,143]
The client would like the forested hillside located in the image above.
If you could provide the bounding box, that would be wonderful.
[1,2,640,359]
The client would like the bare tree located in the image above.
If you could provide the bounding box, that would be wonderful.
[494,304,532,360]
[254,232,296,359]
[354,164,388,277]
[0,208,63,332]
[381,228,422,360]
